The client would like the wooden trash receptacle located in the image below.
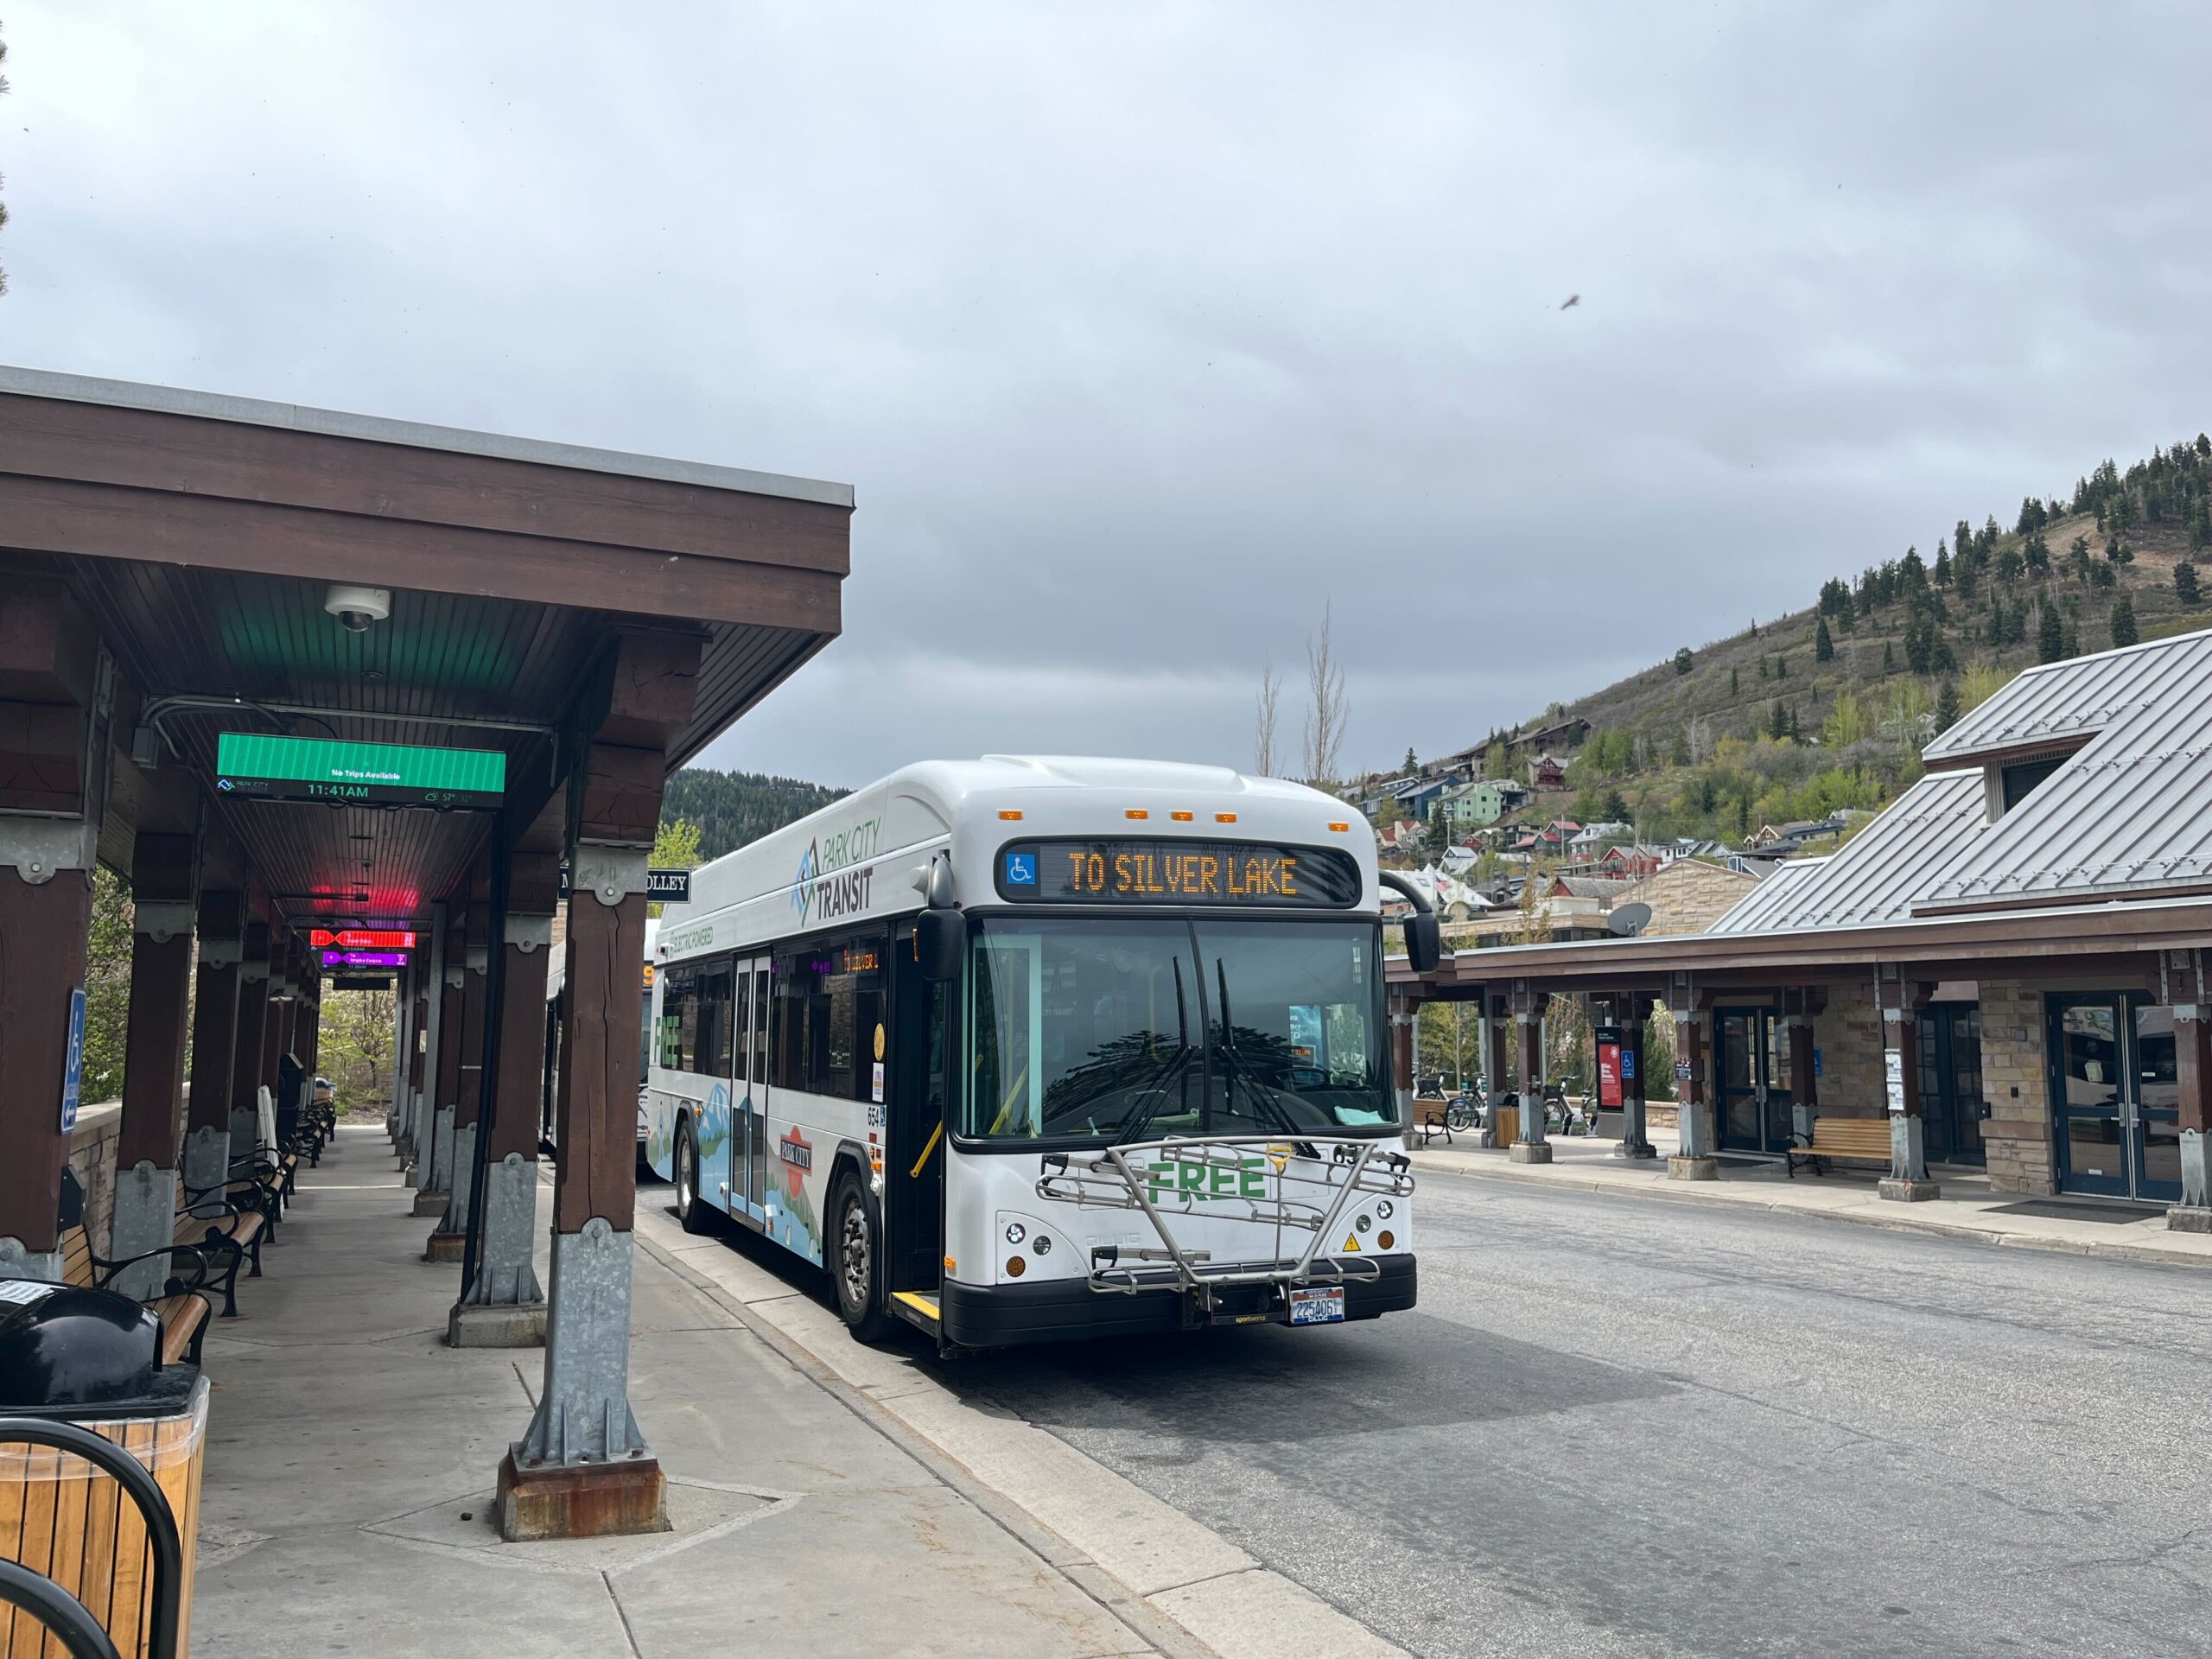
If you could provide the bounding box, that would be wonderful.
[1491,1104,1519,1146]
[0,1372,207,1658]
[0,1278,207,1659]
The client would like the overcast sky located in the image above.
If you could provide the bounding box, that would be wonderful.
[9,3,2210,785]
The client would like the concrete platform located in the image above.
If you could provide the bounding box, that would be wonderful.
[188,1128,1173,1657]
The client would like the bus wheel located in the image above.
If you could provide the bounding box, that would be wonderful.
[830,1173,888,1343]
[676,1121,708,1235]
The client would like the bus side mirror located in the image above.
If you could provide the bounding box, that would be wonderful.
[1405,912,1441,975]
[917,909,964,982]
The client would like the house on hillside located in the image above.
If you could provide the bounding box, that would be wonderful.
[1596,842,1667,879]
[1567,820,1631,855]
[1529,753,1567,790]
[1440,779,1507,831]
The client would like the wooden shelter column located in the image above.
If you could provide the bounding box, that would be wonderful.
[454,819,563,1344]
[2171,951,2212,1224]
[1388,993,1415,1138]
[0,578,111,1279]
[230,917,272,1159]
[185,891,244,1207]
[416,901,467,1217]
[399,945,433,1173]
[430,867,493,1256]
[1877,966,1937,1200]
[1617,997,1656,1160]
[502,629,699,1542]
[1668,975,1718,1179]
[1784,988,1821,1141]
[1510,981,1552,1164]
[109,827,200,1299]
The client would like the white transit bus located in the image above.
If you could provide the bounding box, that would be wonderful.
[644,756,1435,1351]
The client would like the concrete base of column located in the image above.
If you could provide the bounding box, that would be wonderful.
[412,1189,450,1217]
[2167,1205,2212,1233]
[228,1106,259,1161]
[1878,1177,1942,1202]
[1509,1142,1554,1165]
[182,1125,229,1215]
[1669,1155,1719,1181]
[1614,1141,1659,1160]
[495,1446,666,1542]
[424,1230,467,1262]
[2180,1129,2210,1210]
[424,1104,457,1198]
[448,1301,548,1347]
[108,1161,180,1301]
[0,1239,65,1282]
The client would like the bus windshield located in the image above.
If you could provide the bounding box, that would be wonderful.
[962,916,1392,1144]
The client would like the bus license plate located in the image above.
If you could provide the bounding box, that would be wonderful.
[1289,1287,1344,1325]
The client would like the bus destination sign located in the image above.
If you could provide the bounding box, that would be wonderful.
[215,734,505,809]
[995,840,1361,908]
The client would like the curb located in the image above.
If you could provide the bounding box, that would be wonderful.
[632,1210,1408,1659]
[1410,1154,2212,1271]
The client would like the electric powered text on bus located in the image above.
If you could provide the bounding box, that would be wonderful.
[644,756,1420,1351]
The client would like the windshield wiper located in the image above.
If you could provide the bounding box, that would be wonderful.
[1116,958,1192,1145]
[1211,960,1300,1136]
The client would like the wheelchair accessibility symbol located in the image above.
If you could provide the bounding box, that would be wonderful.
[1003,851,1037,887]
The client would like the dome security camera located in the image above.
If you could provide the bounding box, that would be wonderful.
[325,584,392,633]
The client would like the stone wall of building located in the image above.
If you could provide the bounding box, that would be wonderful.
[67,1101,123,1255]
[1622,860,1764,938]
[1810,979,1885,1117]
[1978,981,2055,1195]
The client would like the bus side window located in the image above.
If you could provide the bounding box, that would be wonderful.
[658,969,692,1071]
[696,963,733,1078]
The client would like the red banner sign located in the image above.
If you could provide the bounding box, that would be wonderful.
[310,929,416,950]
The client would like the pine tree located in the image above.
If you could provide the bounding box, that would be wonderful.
[1776,655,1788,679]
[1729,664,1739,696]
[2037,601,2064,664]
[2110,594,2139,649]
[1932,540,1953,588]
[1882,641,1896,674]
[2062,619,2080,658]
[1402,747,1418,777]
[1815,617,1834,662]
[2177,561,2202,606]
[1672,647,1694,676]
[1934,679,1961,734]
[1770,700,1788,741]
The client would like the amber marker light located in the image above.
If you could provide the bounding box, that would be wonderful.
[1328,821,1351,833]
[998,809,1023,821]
[1126,808,1149,820]
[1006,1255,1027,1277]
[1216,812,1238,824]
[1171,810,1194,822]
[1378,1230,1395,1250]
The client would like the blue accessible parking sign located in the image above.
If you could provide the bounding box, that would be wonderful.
[1003,851,1037,888]
[60,987,86,1133]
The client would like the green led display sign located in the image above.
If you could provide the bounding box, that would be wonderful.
[215,734,505,808]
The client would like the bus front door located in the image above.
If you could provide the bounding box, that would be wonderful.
[887,929,947,1291]
[731,955,770,1226]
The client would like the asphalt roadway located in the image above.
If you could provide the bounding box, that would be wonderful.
[935,1168,2212,1658]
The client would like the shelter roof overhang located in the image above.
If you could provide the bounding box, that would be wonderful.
[0,366,854,932]
[1387,892,2212,998]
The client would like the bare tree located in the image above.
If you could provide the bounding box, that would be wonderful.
[1300,602,1349,785]
[1253,652,1282,777]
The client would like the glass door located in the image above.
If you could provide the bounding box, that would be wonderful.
[1916,1005,1986,1166]
[2050,995,2181,1203]
[1716,1009,1792,1154]
[730,956,769,1223]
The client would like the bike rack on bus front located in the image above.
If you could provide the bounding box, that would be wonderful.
[1036,1135,1414,1309]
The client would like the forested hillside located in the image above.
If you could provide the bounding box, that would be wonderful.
[660,766,847,860]
[1461,435,2212,842]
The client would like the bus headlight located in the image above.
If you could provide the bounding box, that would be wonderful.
[1004,1221,1027,1245]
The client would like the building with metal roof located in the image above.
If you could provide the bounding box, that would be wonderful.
[1386,626,2212,1227]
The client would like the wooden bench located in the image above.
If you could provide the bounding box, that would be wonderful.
[58,1226,213,1368]
[1784,1116,1892,1178]
[1413,1096,1454,1147]
[172,1200,264,1317]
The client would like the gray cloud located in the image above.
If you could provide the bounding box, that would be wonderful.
[8,1,2209,786]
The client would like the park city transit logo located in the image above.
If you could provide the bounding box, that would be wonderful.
[789,810,883,925]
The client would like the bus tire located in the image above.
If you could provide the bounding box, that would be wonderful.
[676,1118,709,1235]
[829,1170,889,1344]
